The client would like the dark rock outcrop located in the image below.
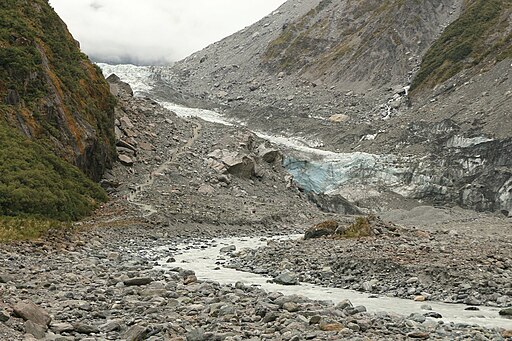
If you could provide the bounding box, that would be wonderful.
[304,220,338,240]
[307,192,362,215]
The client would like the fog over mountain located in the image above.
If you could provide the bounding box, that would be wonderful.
[49,0,286,65]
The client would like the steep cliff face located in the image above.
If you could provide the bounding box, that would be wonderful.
[0,0,116,181]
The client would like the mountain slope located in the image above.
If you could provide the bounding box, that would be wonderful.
[0,0,116,181]
[411,0,512,93]
[0,0,114,228]
[153,0,511,214]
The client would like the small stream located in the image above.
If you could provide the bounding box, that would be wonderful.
[155,235,512,330]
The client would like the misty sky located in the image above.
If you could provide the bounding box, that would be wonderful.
[49,0,286,65]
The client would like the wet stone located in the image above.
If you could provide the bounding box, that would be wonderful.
[123,277,153,286]
[424,312,442,319]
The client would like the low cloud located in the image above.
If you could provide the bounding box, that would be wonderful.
[49,0,286,65]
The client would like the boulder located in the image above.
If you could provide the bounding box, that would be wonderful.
[0,311,9,322]
[107,74,134,97]
[499,307,512,316]
[119,154,134,166]
[187,327,206,341]
[139,141,154,151]
[116,139,137,153]
[73,322,99,334]
[207,158,227,173]
[25,320,46,339]
[208,149,256,178]
[50,322,74,333]
[123,277,152,286]
[12,302,51,327]
[328,114,349,123]
[304,220,338,240]
[197,184,215,195]
[257,143,281,163]
[123,325,149,341]
[273,271,299,285]
[222,154,255,178]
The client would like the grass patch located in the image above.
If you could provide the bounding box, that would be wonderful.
[335,215,376,238]
[0,120,108,222]
[0,216,71,241]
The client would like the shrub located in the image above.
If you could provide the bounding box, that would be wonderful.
[0,216,71,241]
[0,120,108,222]
[335,215,376,238]
[411,0,510,92]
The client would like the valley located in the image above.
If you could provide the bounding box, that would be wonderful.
[1,0,511,340]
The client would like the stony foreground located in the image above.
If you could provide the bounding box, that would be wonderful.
[1,225,511,341]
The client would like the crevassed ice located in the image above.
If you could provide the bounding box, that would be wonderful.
[97,63,156,95]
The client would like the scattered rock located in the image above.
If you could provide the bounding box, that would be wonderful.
[273,271,299,285]
[123,277,153,286]
[13,302,51,327]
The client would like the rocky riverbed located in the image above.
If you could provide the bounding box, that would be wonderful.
[2,225,511,341]
[226,209,512,308]
[1,79,511,340]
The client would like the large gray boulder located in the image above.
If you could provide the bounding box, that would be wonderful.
[13,302,51,327]
[208,149,256,178]
[273,271,299,285]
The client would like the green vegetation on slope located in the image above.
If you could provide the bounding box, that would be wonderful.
[0,0,116,180]
[411,0,512,92]
[0,120,108,222]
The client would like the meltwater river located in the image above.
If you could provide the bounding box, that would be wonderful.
[155,235,512,330]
